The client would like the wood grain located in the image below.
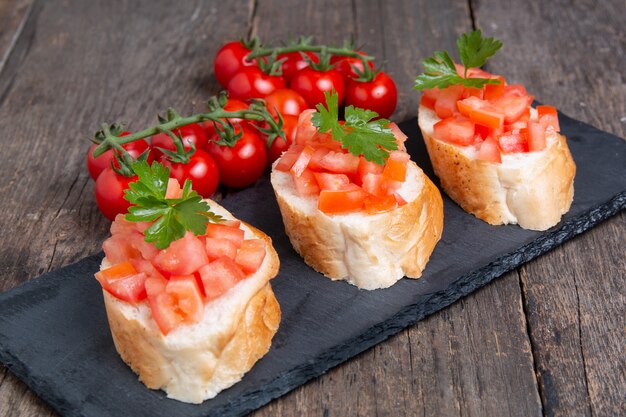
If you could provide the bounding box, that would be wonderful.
[474,0,626,415]
[0,0,33,72]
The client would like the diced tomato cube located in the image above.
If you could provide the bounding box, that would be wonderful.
[469,107,504,130]
[318,186,367,214]
[95,262,148,303]
[148,292,184,335]
[483,77,505,100]
[527,122,546,152]
[145,274,168,298]
[205,237,238,260]
[433,115,475,146]
[462,87,484,99]
[388,122,408,151]
[128,231,158,260]
[220,220,241,228]
[498,133,528,153]
[152,232,209,275]
[198,256,246,301]
[474,124,491,140]
[434,85,464,119]
[235,239,267,274]
[165,178,183,199]
[130,258,166,281]
[478,137,502,163]
[295,109,317,145]
[292,168,320,196]
[165,275,204,323]
[102,234,141,264]
[358,157,384,179]
[313,172,351,191]
[275,145,304,172]
[537,105,558,117]
[382,151,409,182]
[492,93,533,123]
[465,66,495,79]
[394,192,408,206]
[540,114,560,133]
[364,194,398,214]
[290,145,315,177]
[307,147,331,171]
[205,222,245,247]
[420,95,436,110]
[318,151,360,174]
[457,96,487,117]
[361,173,388,197]
[503,84,528,97]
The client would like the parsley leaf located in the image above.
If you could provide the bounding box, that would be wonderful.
[414,30,503,91]
[124,161,223,249]
[311,91,397,165]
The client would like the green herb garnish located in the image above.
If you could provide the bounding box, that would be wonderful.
[413,30,503,91]
[124,161,222,249]
[311,91,397,165]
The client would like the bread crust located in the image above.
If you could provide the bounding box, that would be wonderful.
[271,162,443,289]
[100,201,281,403]
[418,105,576,231]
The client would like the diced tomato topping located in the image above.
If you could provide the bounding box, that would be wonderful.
[474,124,491,140]
[498,133,528,153]
[290,145,315,177]
[152,232,209,275]
[275,145,304,171]
[478,137,502,163]
[198,256,246,302]
[457,96,486,117]
[102,234,141,264]
[128,232,159,260]
[145,274,168,298]
[95,262,148,303]
[434,85,464,119]
[165,275,204,324]
[361,173,387,197]
[527,122,546,152]
[293,168,320,196]
[235,239,267,274]
[220,220,241,228]
[317,151,360,174]
[503,84,528,96]
[364,194,398,214]
[205,223,245,247]
[394,192,408,206]
[314,172,351,191]
[205,237,238,260]
[358,158,384,179]
[483,77,505,100]
[130,258,166,281]
[149,292,184,335]
[318,185,367,214]
[165,178,183,199]
[420,95,436,110]
[307,147,332,171]
[295,109,317,145]
[537,105,557,117]
[433,115,475,146]
[382,151,409,182]
[540,114,560,133]
[492,93,533,124]
[389,122,408,151]
[462,87,483,99]
[469,107,504,130]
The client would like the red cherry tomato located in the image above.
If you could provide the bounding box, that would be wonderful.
[86,133,152,181]
[263,88,309,119]
[330,51,374,83]
[345,71,398,119]
[95,168,137,221]
[227,67,286,100]
[213,41,255,87]
[289,67,345,108]
[278,51,319,83]
[201,98,258,138]
[268,114,298,165]
[160,149,219,198]
[207,127,267,188]
[151,123,208,160]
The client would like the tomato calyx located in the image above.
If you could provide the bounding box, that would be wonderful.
[92,123,150,177]
[155,127,196,164]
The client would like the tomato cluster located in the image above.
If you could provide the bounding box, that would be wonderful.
[213,40,398,118]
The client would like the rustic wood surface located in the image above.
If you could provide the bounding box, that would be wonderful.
[0,0,623,416]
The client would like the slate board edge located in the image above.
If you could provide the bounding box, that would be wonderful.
[205,191,625,417]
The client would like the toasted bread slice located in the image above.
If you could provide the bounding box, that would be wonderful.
[271,161,443,290]
[418,105,575,231]
[100,201,280,403]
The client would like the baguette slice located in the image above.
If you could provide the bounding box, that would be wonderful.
[271,161,443,290]
[418,105,576,231]
[100,200,280,403]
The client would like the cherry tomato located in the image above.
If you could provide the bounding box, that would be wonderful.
[289,67,345,108]
[95,168,137,221]
[207,127,267,188]
[213,41,255,87]
[263,88,309,119]
[151,123,208,160]
[227,67,286,100]
[86,133,152,181]
[267,114,298,165]
[345,71,398,119]
[330,51,374,83]
[160,150,219,198]
[201,98,258,138]
[278,51,319,83]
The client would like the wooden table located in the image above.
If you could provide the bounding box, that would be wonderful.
[0,0,623,416]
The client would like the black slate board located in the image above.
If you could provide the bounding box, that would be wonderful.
[0,114,624,417]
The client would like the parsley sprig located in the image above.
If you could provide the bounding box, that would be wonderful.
[413,30,503,91]
[311,91,397,165]
[124,161,222,249]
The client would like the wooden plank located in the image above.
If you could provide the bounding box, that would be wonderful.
[473,0,626,415]
[0,0,253,415]
[251,1,542,415]
[0,0,33,72]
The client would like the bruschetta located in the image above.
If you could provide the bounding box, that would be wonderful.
[414,31,575,231]
[270,95,443,290]
[95,174,280,403]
